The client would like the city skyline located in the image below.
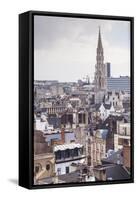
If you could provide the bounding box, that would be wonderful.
[34,16,130,82]
[34,15,131,185]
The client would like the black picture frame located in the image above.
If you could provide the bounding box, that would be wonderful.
[19,10,134,189]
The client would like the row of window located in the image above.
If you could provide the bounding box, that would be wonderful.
[61,113,86,124]
[34,163,51,175]
[55,148,83,160]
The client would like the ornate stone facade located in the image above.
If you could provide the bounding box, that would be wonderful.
[94,27,107,104]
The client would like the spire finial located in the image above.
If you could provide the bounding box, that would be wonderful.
[97,26,103,50]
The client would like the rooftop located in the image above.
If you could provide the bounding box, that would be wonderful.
[54,143,83,152]
[102,149,123,165]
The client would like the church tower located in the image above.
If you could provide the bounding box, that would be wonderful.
[94,27,107,104]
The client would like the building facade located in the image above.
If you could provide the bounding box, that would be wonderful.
[87,129,107,167]
[114,122,130,151]
[107,76,130,93]
[54,143,86,175]
[34,153,55,184]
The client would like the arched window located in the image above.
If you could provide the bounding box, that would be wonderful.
[46,163,50,171]
[35,163,42,175]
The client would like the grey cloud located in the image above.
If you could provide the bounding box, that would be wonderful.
[34,15,130,81]
[34,16,109,50]
[34,15,130,51]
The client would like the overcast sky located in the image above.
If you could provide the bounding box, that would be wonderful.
[34,15,130,82]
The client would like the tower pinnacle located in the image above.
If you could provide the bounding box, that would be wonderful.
[97,26,103,50]
[96,26,104,64]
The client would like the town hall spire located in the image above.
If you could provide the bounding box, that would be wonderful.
[94,27,107,104]
[96,26,104,64]
[97,26,103,50]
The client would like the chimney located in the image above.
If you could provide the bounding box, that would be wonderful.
[61,128,65,144]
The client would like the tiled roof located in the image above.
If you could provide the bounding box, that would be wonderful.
[54,143,83,152]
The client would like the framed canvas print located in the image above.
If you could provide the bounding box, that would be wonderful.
[19,11,134,189]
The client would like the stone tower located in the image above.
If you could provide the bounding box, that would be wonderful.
[94,27,107,104]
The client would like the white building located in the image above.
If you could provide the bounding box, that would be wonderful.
[34,114,54,132]
[114,122,130,151]
[98,103,115,120]
[86,129,107,167]
[104,91,124,111]
[54,143,86,175]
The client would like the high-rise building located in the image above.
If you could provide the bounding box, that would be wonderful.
[105,62,111,78]
[94,27,107,104]
[107,76,130,93]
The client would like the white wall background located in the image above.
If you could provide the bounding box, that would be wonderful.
[0,0,136,199]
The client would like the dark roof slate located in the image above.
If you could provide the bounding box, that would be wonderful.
[106,165,130,180]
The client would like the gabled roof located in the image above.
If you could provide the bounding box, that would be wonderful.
[95,103,112,111]
[54,143,83,152]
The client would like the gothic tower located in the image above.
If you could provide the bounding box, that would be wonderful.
[94,27,107,104]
